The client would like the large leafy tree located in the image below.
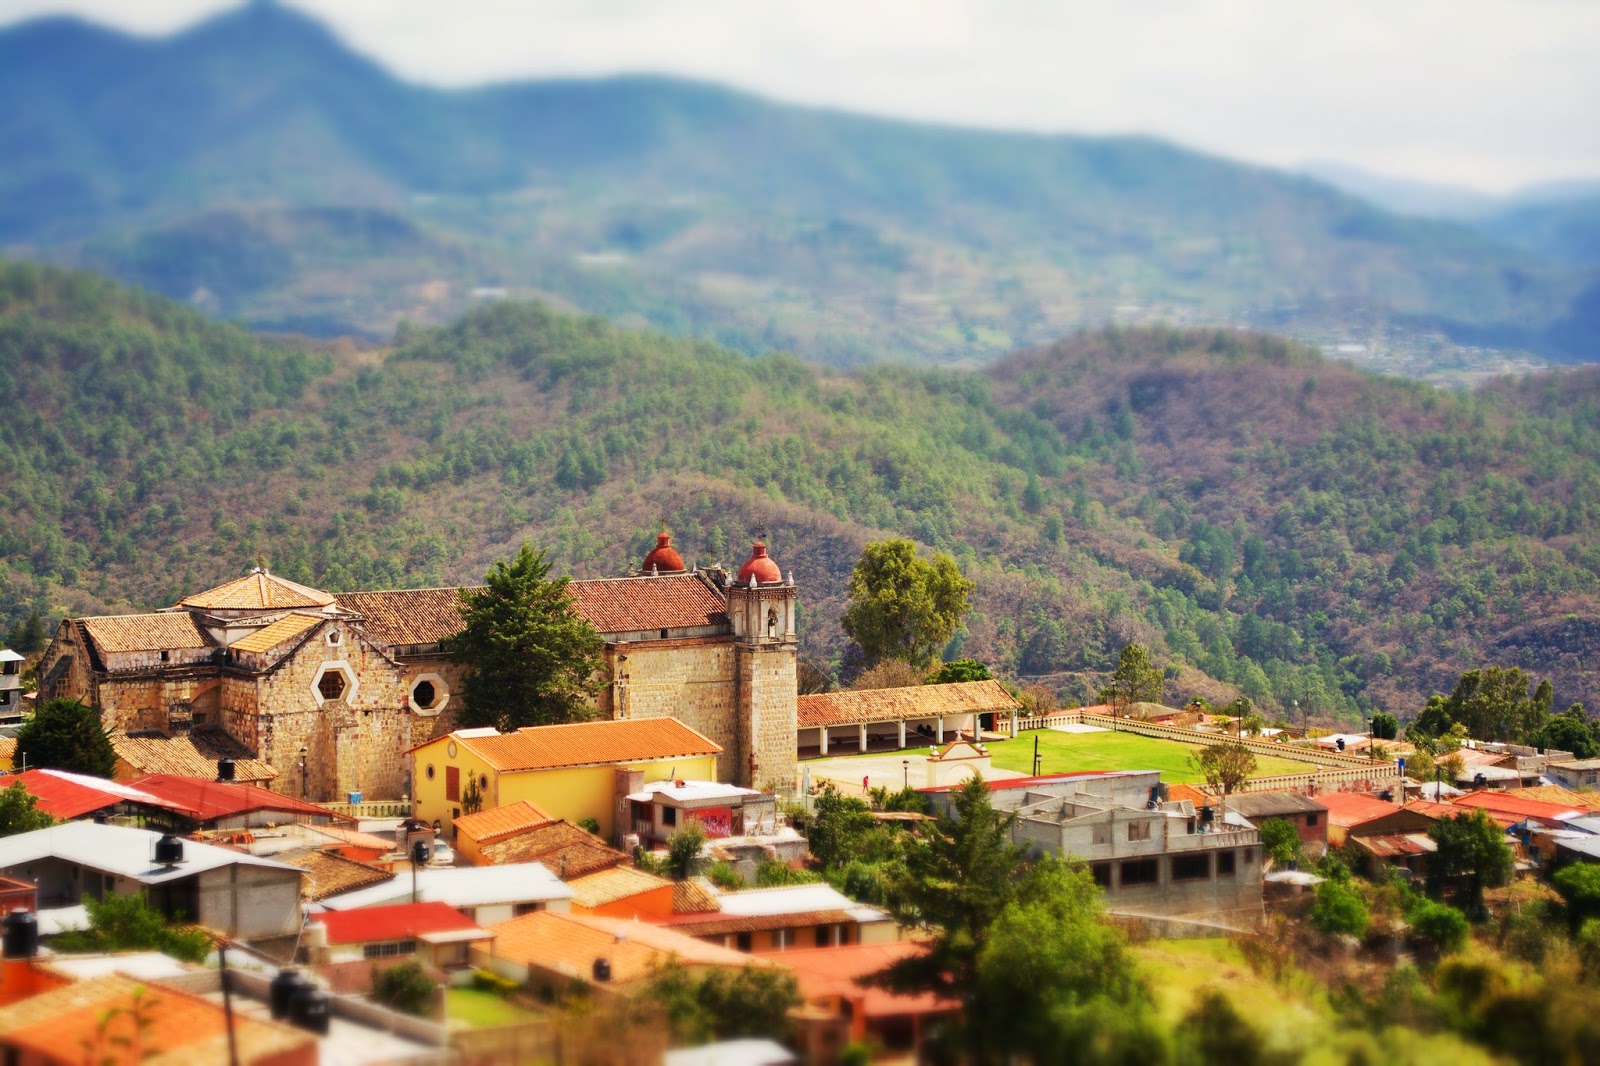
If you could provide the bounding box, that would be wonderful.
[1439,666,1552,743]
[16,697,115,777]
[1530,703,1598,759]
[1191,739,1257,805]
[0,780,54,838]
[1427,808,1513,918]
[444,543,605,731]
[875,776,1030,1064]
[1098,643,1164,717]
[840,538,974,669]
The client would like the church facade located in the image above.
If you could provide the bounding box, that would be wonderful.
[37,535,799,801]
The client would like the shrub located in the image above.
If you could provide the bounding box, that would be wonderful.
[1407,897,1470,955]
[372,960,436,1016]
[471,968,521,996]
[1309,878,1370,939]
[707,861,746,890]
[1257,817,1301,869]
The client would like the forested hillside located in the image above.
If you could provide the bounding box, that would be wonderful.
[3,261,1598,723]
[2,3,1594,377]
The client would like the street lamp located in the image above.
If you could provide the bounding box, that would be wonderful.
[902,759,909,790]
[1367,716,1374,762]
[298,745,308,799]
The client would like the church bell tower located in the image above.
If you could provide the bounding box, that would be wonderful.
[727,540,798,792]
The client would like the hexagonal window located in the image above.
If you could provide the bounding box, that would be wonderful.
[414,681,436,707]
[409,673,449,716]
[318,671,346,701]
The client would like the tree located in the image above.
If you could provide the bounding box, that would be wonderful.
[1553,863,1600,929]
[444,543,605,731]
[0,780,54,838]
[5,611,46,654]
[975,860,1161,1063]
[1190,740,1256,805]
[1371,712,1399,740]
[640,959,800,1045]
[1410,694,1454,739]
[1098,644,1164,718]
[840,539,974,669]
[16,697,115,777]
[874,776,1031,1064]
[1257,817,1301,869]
[805,782,875,870]
[1439,666,1552,743]
[929,658,992,685]
[1308,878,1370,938]
[666,821,707,882]
[850,659,926,691]
[1406,897,1470,955]
[1530,703,1598,759]
[372,961,436,1016]
[1427,809,1513,918]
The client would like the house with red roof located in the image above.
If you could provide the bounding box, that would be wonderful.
[308,900,492,972]
[778,941,958,1062]
[1452,789,1583,829]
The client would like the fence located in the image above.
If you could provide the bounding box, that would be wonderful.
[317,798,412,819]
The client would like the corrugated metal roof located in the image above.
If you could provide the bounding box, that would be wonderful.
[798,679,1019,729]
[486,910,766,983]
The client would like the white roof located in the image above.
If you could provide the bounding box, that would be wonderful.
[0,821,298,885]
[315,861,573,911]
[453,727,500,739]
[0,650,24,663]
[627,780,763,804]
[44,951,196,981]
[714,883,884,920]
[665,1038,798,1066]
[34,904,88,935]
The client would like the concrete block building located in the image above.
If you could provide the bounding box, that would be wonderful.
[37,534,802,801]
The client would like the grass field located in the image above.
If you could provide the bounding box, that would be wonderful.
[985,729,1320,783]
[446,988,542,1029]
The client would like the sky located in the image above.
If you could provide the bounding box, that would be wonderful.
[1,0,1596,196]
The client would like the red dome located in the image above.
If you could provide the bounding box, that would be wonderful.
[642,531,686,573]
[737,540,783,584]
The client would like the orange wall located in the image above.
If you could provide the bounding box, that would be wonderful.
[578,885,678,921]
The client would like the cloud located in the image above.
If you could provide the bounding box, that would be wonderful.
[2,0,1595,192]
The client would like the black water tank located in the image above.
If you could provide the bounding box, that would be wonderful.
[270,968,309,1020]
[291,984,331,1035]
[154,834,184,866]
[1200,804,1215,824]
[593,958,612,983]
[1336,738,1346,752]
[411,840,430,867]
[217,758,236,782]
[2,908,38,960]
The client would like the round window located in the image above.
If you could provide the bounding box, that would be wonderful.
[479,775,489,790]
[425,764,435,781]
[447,740,458,759]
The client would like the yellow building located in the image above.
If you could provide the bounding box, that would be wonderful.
[410,717,721,840]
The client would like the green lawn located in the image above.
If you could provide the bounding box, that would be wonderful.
[446,987,542,1028]
[986,730,1320,783]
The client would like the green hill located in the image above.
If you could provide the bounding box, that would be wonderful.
[4,261,1597,725]
[1,3,1594,374]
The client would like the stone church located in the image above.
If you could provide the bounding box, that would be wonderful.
[37,535,799,801]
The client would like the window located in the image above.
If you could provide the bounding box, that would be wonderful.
[160,651,170,662]
[425,765,435,781]
[1127,819,1151,842]
[659,629,668,640]
[1218,851,1237,877]
[327,630,342,646]
[1092,825,1110,846]
[479,775,489,791]
[0,691,9,708]
[362,940,415,959]
[767,608,778,638]
[514,902,544,916]
[1120,859,1159,886]
[661,806,678,827]
[814,924,832,947]
[1305,813,1319,827]
[1171,854,1210,881]
[1090,863,1111,889]
[736,932,752,952]
[446,766,460,802]
[318,672,345,700]
[413,681,436,707]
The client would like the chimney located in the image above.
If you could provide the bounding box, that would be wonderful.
[216,758,236,782]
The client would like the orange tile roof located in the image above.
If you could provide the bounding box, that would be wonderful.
[230,612,322,654]
[662,910,863,938]
[1166,783,1212,807]
[0,973,312,1065]
[480,820,629,877]
[565,865,675,908]
[777,942,956,1019]
[454,800,554,845]
[337,587,472,647]
[305,823,399,852]
[673,878,722,915]
[486,910,768,984]
[279,847,396,901]
[112,729,277,783]
[0,737,15,761]
[315,900,485,945]
[79,613,213,654]
[798,679,1019,729]
[176,568,334,610]
[438,718,722,773]
[1316,791,1408,829]
[567,574,729,634]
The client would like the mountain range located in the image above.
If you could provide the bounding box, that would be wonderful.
[1,2,1596,377]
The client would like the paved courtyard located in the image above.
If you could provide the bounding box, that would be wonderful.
[800,751,1026,797]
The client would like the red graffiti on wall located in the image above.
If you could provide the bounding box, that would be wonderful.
[689,806,733,838]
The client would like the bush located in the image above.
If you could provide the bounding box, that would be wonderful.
[755,859,822,887]
[707,860,746,890]
[372,960,436,1016]
[666,821,707,881]
[1257,817,1301,869]
[1309,879,1370,939]
[1407,898,1470,955]
[471,968,521,996]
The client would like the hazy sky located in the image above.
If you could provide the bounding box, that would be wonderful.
[2,0,1596,195]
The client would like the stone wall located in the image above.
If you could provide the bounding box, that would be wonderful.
[601,640,740,776]
[739,644,798,794]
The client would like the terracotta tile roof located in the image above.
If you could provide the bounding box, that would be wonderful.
[1508,785,1600,812]
[278,847,396,901]
[305,823,399,852]
[112,729,277,784]
[486,910,768,984]
[125,774,349,825]
[1452,789,1583,825]
[568,574,729,634]
[673,878,722,915]
[230,612,322,654]
[454,800,554,845]
[177,568,335,610]
[0,973,313,1065]
[0,737,14,761]
[1166,783,1212,807]
[664,909,864,938]
[440,718,722,773]
[798,679,1019,729]
[1454,747,1513,767]
[337,587,472,647]
[79,613,213,654]
[314,900,486,945]
[480,820,628,878]
[565,865,674,908]
[778,942,955,1018]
